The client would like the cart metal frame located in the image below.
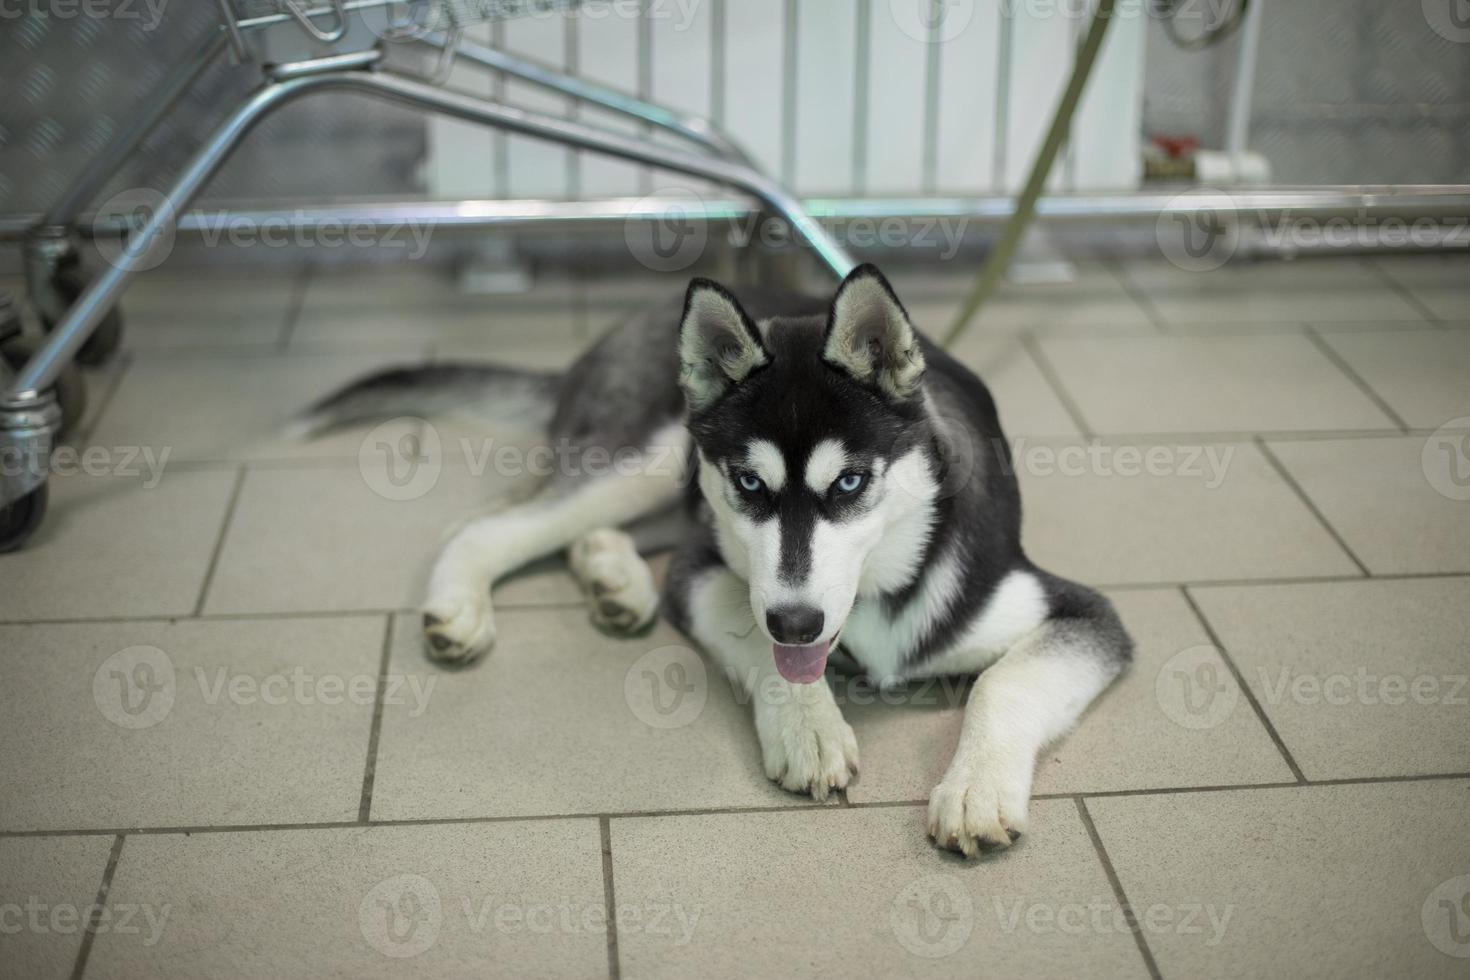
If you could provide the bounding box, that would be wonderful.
[0,0,855,548]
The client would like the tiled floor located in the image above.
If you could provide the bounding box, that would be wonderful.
[2,253,1468,979]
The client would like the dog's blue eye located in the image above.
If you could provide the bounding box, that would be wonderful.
[834,472,866,494]
[737,473,764,493]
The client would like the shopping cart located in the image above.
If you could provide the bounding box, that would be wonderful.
[0,0,855,550]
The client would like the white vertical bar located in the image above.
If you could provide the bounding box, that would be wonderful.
[425,22,500,199]
[721,0,786,176]
[793,2,858,194]
[502,12,573,199]
[1004,2,1071,193]
[1073,0,1145,190]
[649,0,718,197]
[575,6,644,198]
[864,0,928,195]
[933,0,1002,194]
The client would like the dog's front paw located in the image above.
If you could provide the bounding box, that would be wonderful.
[927,771,1029,858]
[756,700,859,802]
[422,593,496,664]
[569,529,658,635]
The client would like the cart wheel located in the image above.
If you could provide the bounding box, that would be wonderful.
[43,262,124,366]
[0,483,47,553]
[0,337,87,440]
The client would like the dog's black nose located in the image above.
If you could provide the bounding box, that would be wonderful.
[766,605,824,645]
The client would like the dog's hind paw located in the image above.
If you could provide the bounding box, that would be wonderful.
[757,699,859,803]
[422,594,496,665]
[569,528,659,636]
[927,771,1029,858]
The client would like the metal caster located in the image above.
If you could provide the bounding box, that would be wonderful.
[25,231,125,367]
[0,337,87,440]
[0,482,47,554]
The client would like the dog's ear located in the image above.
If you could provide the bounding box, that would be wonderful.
[823,264,925,402]
[678,279,769,412]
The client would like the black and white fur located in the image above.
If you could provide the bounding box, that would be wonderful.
[300,265,1132,856]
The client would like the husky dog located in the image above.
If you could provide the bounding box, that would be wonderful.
[301,265,1131,856]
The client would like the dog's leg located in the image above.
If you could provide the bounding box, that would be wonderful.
[679,564,858,801]
[927,582,1130,856]
[568,528,659,635]
[423,437,683,662]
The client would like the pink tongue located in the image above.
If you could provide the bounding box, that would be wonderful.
[773,641,830,684]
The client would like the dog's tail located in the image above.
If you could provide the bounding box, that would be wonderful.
[288,361,562,439]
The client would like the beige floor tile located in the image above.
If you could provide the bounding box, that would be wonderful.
[0,836,114,980]
[89,821,608,978]
[902,263,1156,334]
[87,350,435,462]
[1123,258,1427,326]
[1267,437,1470,574]
[117,271,296,350]
[203,462,539,615]
[1319,329,1470,430]
[370,611,801,820]
[845,590,1295,804]
[1371,254,1470,321]
[1036,334,1398,435]
[948,336,1082,437]
[610,803,1147,979]
[292,305,584,351]
[301,266,582,315]
[429,331,587,372]
[1189,578,1470,780]
[1016,440,1361,586]
[0,469,238,620]
[0,616,383,831]
[1087,781,1470,978]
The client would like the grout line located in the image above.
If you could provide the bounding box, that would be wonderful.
[357,614,396,823]
[191,466,248,617]
[1020,334,1095,438]
[1364,257,1443,327]
[68,833,125,980]
[75,352,132,446]
[11,773,1470,840]
[1302,325,1411,433]
[1102,259,1169,333]
[599,817,621,980]
[1179,586,1308,783]
[1075,799,1162,980]
[275,263,313,352]
[1254,436,1372,577]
